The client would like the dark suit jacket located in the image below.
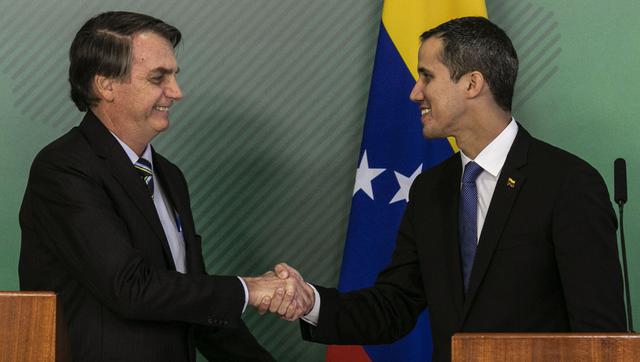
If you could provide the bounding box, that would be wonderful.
[301,126,626,361]
[19,112,273,361]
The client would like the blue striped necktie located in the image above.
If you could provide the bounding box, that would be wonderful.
[459,161,483,293]
[134,158,154,197]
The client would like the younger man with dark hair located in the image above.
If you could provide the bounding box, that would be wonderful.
[268,17,626,362]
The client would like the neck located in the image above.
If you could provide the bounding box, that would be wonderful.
[91,107,150,156]
[456,109,511,159]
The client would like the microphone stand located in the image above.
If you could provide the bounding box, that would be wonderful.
[617,201,634,332]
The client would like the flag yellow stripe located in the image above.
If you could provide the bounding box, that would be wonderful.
[381,0,487,152]
[382,0,487,81]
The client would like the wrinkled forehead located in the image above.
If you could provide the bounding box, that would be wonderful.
[130,31,178,70]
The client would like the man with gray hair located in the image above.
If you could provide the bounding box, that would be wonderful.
[19,11,309,361]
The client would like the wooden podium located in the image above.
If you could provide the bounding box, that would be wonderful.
[452,333,640,361]
[0,292,70,362]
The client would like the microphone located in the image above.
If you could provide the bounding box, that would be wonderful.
[614,158,633,332]
[615,158,627,205]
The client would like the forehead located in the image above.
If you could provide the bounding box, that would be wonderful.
[130,31,178,72]
[418,36,444,64]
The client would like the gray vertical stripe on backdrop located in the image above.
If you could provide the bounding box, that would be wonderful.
[487,0,562,109]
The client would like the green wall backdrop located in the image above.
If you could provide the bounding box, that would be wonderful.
[0,1,638,361]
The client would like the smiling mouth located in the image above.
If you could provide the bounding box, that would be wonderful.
[154,105,170,112]
[421,108,431,116]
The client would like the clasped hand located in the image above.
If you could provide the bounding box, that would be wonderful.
[243,263,314,321]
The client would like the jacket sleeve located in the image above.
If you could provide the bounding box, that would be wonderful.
[552,160,626,331]
[300,183,428,344]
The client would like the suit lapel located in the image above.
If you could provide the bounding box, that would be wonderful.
[462,126,531,317]
[437,154,466,319]
[78,112,173,266]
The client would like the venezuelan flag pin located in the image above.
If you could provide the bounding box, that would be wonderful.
[507,177,516,188]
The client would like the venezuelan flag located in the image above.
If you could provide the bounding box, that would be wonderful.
[327,1,486,361]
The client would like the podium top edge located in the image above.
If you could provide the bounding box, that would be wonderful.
[0,291,57,298]
[453,333,639,339]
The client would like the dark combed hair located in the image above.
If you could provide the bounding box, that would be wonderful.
[420,17,518,112]
[68,11,181,112]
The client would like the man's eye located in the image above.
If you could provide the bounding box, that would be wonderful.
[149,76,163,84]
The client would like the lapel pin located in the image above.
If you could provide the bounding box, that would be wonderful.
[506,177,516,188]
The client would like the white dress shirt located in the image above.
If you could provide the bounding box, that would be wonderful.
[460,118,518,242]
[111,135,250,311]
[112,135,187,273]
[303,118,519,326]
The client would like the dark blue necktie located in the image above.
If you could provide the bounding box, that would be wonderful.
[459,161,483,293]
[134,158,154,197]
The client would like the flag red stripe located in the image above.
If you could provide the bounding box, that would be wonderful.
[326,345,372,362]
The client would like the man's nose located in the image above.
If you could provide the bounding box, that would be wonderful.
[166,77,183,100]
[409,81,423,103]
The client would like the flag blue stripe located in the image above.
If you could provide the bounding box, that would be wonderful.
[337,23,454,362]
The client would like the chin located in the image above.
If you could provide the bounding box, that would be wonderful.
[422,127,440,139]
[151,118,170,133]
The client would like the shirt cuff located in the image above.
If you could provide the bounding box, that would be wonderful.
[301,283,320,326]
[237,276,249,313]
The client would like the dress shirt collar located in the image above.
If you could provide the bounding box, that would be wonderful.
[110,132,153,168]
[460,118,518,177]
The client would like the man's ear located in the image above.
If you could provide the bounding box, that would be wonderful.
[93,74,115,102]
[465,71,485,99]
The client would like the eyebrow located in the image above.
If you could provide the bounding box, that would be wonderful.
[150,66,180,75]
[417,67,432,77]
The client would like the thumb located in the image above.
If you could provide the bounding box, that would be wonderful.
[275,263,290,279]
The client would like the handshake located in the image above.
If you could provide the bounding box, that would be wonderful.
[242,263,315,321]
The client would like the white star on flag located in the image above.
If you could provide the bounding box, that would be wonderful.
[389,164,423,204]
[353,150,385,200]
